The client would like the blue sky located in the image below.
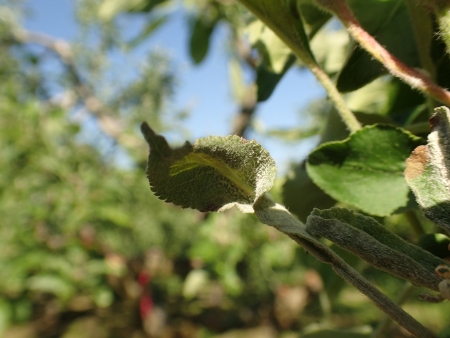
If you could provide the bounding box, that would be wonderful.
[23,0,325,173]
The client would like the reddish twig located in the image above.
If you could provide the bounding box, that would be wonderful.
[316,0,450,106]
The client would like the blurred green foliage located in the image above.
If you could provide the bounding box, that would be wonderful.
[2,0,450,337]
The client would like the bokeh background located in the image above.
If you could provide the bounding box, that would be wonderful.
[2,0,450,337]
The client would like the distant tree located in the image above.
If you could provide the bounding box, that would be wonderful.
[4,0,450,337]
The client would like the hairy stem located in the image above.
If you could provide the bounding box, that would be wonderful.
[371,283,416,338]
[316,0,450,107]
[309,65,361,132]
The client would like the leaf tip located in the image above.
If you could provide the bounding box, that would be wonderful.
[140,122,172,158]
[140,122,154,144]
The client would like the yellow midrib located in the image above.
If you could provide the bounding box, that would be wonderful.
[169,152,255,198]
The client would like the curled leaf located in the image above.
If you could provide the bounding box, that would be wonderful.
[306,208,443,290]
[405,106,450,231]
[141,123,277,212]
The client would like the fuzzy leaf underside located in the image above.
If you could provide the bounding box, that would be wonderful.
[307,125,423,216]
[141,123,277,212]
[405,106,450,231]
[306,208,443,290]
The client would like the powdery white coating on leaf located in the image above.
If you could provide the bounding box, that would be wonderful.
[141,123,277,212]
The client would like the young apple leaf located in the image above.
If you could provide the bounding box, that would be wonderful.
[308,208,445,274]
[306,208,444,290]
[140,123,277,212]
[405,106,450,232]
[306,125,423,216]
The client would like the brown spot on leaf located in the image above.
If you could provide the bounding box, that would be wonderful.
[405,145,429,180]
[430,113,442,130]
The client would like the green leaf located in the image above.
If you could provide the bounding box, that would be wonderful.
[248,20,293,74]
[255,54,296,102]
[310,208,444,273]
[282,162,335,222]
[98,0,166,21]
[128,0,168,13]
[307,125,423,216]
[301,326,371,338]
[98,0,142,20]
[297,0,332,37]
[246,19,297,101]
[282,107,397,222]
[405,106,450,232]
[27,274,76,300]
[127,15,168,49]
[189,15,217,64]
[345,78,392,116]
[382,78,427,125]
[140,123,277,212]
[183,269,209,299]
[337,0,420,92]
[240,0,319,101]
[0,299,11,336]
[318,106,352,143]
[93,287,114,308]
[306,208,444,290]
[432,29,450,90]
[434,2,450,54]
[240,0,315,63]
[310,29,349,75]
[98,206,131,227]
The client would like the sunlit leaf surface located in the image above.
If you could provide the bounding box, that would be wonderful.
[141,122,277,212]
